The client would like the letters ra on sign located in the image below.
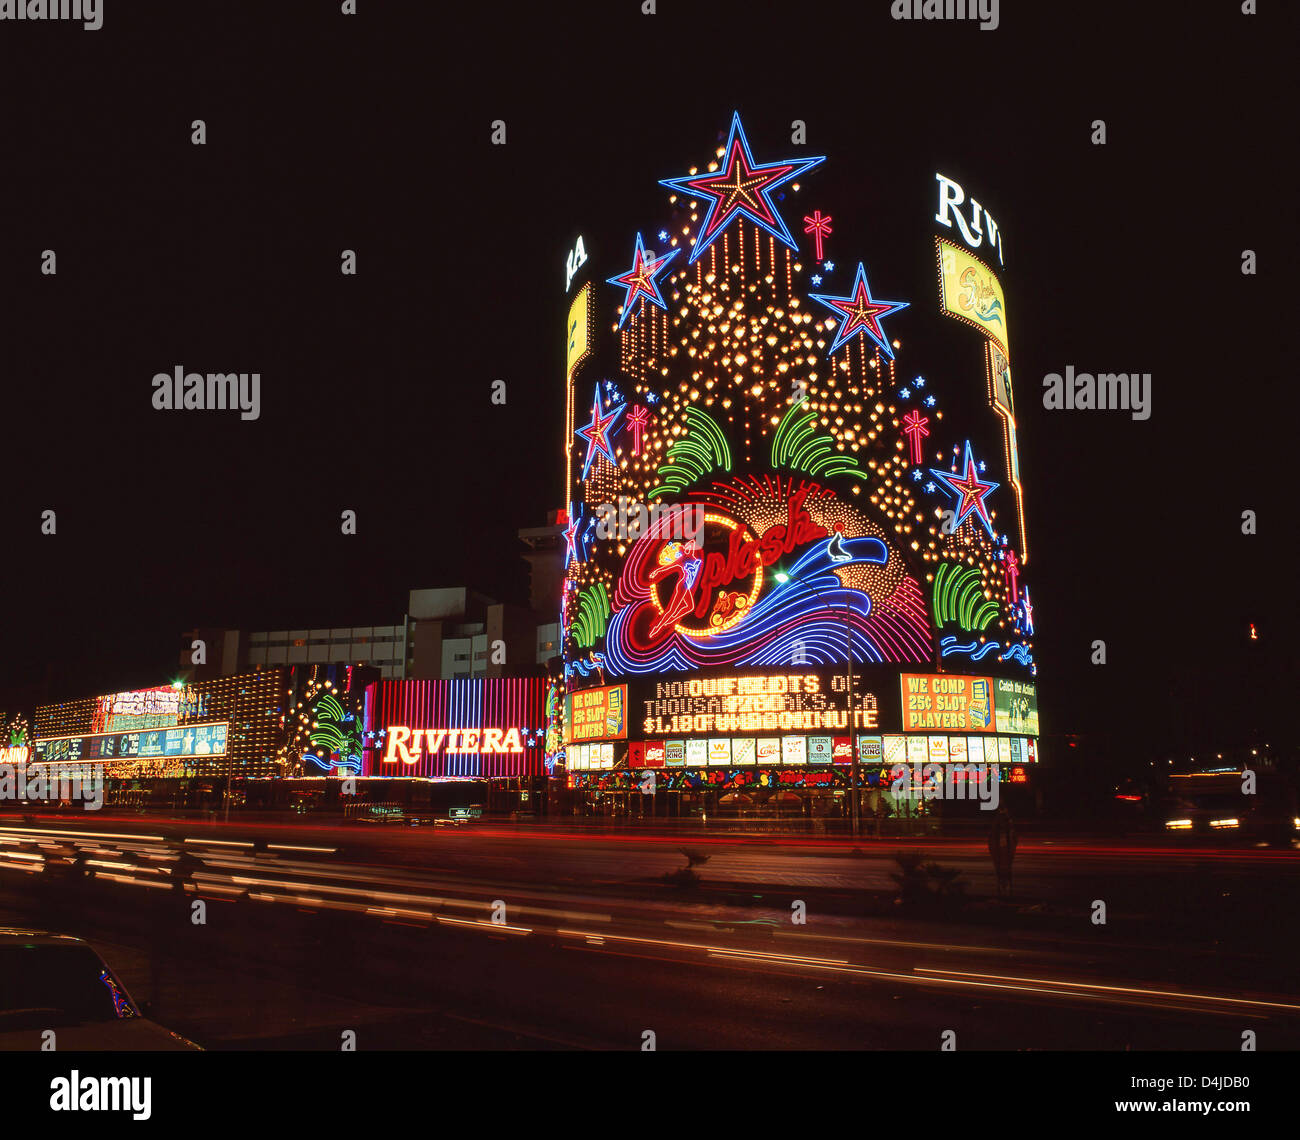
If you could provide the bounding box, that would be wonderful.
[934,173,1003,266]
[565,236,588,292]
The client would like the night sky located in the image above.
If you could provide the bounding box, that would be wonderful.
[2,1,1291,762]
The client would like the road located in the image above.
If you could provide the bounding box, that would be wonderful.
[1,813,1296,1049]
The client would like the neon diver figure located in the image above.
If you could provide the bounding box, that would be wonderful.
[648,541,702,639]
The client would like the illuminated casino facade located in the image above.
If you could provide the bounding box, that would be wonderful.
[557,114,1038,819]
[32,670,287,782]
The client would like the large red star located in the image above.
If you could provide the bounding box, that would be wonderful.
[810,263,909,359]
[660,113,824,263]
[607,234,679,329]
[930,441,1000,538]
[574,390,625,478]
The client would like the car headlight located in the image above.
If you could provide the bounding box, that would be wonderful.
[1165,819,1192,829]
[1209,818,1239,829]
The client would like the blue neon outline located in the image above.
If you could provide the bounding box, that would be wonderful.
[606,233,681,329]
[809,262,909,359]
[929,440,1000,539]
[660,112,825,264]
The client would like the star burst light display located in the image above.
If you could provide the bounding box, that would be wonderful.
[930,441,999,539]
[574,389,625,478]
[607,233,680,329]
[660,112,825,263]
[809,263,909,359]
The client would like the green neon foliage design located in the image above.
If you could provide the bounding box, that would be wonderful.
[771,403,870,482]
[309,693,359,753]
[574,583,610,649]
[932,562,998,631]
[649,406,732,498]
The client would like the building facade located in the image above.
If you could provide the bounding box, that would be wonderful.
[556,115,1039,822]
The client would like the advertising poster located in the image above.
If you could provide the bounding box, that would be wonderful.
[732,738,756,766]
[757,738,781,765]
[948,736,969,765]
[936,236,1009,359]
[993,678,1039,737]
[997,737,1013,765]
[565,684,628,743]
[708,738,731,766]
[906,736,928,766]
[882,735,907,767]
[665,739,686,766]
[808,736,834,764]
[782,736,807,765]
[927,736,950,763]
[686,738,708,767]
[967,736,985,765]
[645,741,666,768]
[840,736,863,764]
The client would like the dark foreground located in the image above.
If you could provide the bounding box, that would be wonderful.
[0,814,1296,1049]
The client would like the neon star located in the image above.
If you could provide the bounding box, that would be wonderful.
[660,112,825,264]
[564,506,587,566]
[607,233,680,329]
[930,441,1000,538]
[574,389,625,478]
[810,263,909,358]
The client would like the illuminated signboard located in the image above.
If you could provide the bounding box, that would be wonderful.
[0,745,31,765]
[633,672,881,737]
[564,683,628,744]
[936,236,1008,360]
[987,343,1028,562]
[560,117,1036,770]
[364,678,546,778]
[566,281,592,378]
[993,678,1039,737]
[35,723,228,765]
[565,235,589,292]
[934,172,1004,266]
[901,674,994,733]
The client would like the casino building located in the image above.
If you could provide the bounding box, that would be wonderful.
[32,670,287,787]
[555,115,1039,827]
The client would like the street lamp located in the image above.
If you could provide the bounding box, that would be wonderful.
[773,569,861,839]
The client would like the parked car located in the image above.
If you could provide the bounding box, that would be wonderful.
[0,930,201,1051]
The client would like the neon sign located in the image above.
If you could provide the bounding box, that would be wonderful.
[660,112,825,263]
[565,235,588,292]
[382,727,526,762]
[363,678,546,778]
[934,172,1004,265]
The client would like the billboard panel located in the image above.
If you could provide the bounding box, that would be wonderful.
[936,236,1009,358]
[366,678,547,778]
[565,684,628,743]
[993,678,1039,737]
